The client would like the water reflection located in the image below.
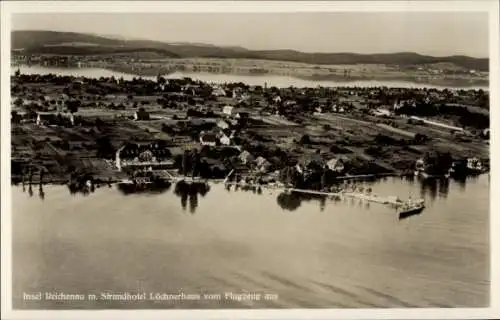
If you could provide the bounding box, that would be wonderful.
[173,181,211,214]
[408,175,476,200]
[68,183,93,196]
[455,176,467,191]
[438,178,450,198]
[38,184,45,200]
[420,178,438,201]
[116,180,172,196]
[276,192,302,212]
[225,183,263,195]
[276,191,333,212]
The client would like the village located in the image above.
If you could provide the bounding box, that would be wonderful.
[10,70,490,197]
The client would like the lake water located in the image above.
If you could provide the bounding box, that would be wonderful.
[12,175,489,309]
[13,66,488,90]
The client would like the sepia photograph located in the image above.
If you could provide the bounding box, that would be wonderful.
[1,1,499,319]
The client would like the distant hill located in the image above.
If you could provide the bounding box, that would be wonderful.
[11,30,489,71]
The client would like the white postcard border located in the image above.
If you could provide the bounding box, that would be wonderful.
[1,1,499,319]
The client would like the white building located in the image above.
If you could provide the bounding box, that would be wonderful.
[220,134,231,146]
[239,150,255,164]
[222,105,234,116]
[212,87,226,97]
[217,119,230,130]
[372,108,392,117]
[326,158,345,173]
[36,112,74,126]
[199,133,217,147]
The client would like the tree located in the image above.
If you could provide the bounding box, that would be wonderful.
[300,134,311,144]
[413,133,429,144]
[181,150,192,176]
[96,136,115,159]
[191,149,201,177]
[13,98,23,107]
[67,100,79,113]
[157,75,166,85]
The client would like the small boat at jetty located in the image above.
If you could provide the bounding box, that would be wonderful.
[398,199,425,219]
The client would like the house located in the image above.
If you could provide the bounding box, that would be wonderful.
[196,105,208,113]
[199,133,218,147]
[295,163,304,175]
[212,87,227,97]
[36,112,74,126]
[393,101,403,110]
[326,157,345,173]
[134,108,150,121]
[255,156,272,172]
[239,150,255,165]
[415,158,426,172]
[228,119,239,127]
[273,96,282,104]
[222,105,234,116]
[372,108,392,117]
[482,128,490,139]
[466,157,483,172]
[217,119,230,130]
[219,134,231,146]
[304,156,326,172]
[216,127,234,146]
[115,140,173,172]
[36,112,57,126]
[232,88,244,98]
[74,77,85,85]
[11,110,27,124]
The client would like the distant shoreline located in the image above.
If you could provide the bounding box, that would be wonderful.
[105,64,489,88]
[12,63,489,89]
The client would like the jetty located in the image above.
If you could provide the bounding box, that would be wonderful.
[146,169,420,209]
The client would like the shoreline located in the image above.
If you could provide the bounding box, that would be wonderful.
[11,170,480,188]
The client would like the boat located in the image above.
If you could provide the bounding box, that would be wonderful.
[398,199,425,219]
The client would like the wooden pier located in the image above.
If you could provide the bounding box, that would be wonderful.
[153,175,416,209]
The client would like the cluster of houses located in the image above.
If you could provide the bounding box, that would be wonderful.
[197,105,251,147]
[11,110,76,126]
[238,150,272,173]
[199,129,235,147]
[36,112,75,126]
[415,155,484,178]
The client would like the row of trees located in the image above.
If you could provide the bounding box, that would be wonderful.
[395,102,489,129]
[422,151,454,176]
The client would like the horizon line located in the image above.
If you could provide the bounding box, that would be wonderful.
[11,29,489,60]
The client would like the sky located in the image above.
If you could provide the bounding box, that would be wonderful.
[12,12,489,58]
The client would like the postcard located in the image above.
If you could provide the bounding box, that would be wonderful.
[1,1,498,319]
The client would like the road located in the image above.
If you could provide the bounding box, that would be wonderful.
[376,123,415,138]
